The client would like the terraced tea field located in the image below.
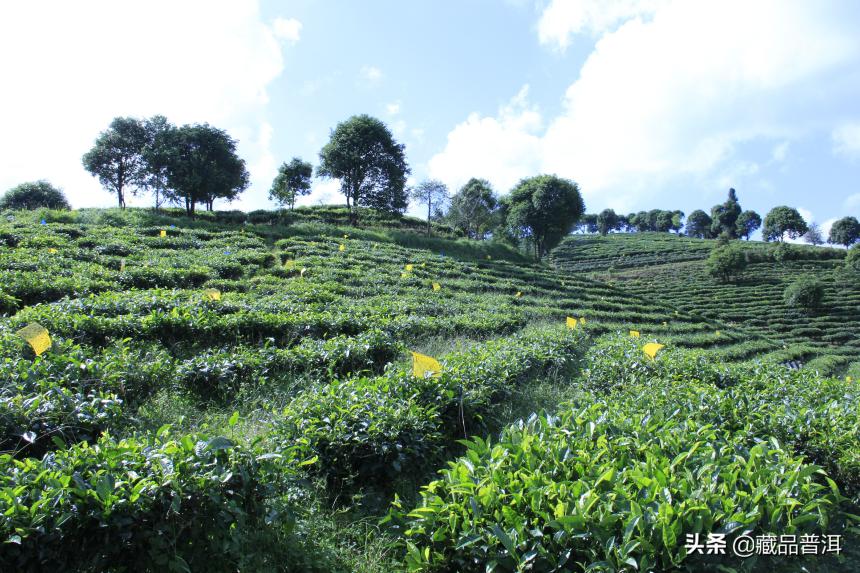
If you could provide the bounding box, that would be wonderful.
[551,233,860,375]
[1,209,858,572]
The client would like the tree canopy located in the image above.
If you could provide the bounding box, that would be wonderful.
[762,206,808,242]
[410,180,449,236]
[317,115,409,223]
[0,181,70,210]
[686,210,713,238]
[505,174,585,260]
[735,210,762,240]
[596,208,618,235]
[445,178,498,240]
[270,158,313,210]
[710,188,742,238]
[160,124,249,215]
[828,216,860,247]
[82,117,148,208]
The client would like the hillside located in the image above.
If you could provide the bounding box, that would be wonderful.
[551,232,860,375]
[1,209,858,572]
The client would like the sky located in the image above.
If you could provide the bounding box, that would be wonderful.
[1,0,859,237]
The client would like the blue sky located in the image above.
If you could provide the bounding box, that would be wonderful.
[2,1,859,236]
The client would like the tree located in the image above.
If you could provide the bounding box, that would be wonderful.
[828,216,860,247]
[686,210,713,238]
[139,115,176,210]
[710,188,742,238]
[596,208,618,235]
[506,174,585,260]
[446,178,498,239]
[706,244,747,283]
[670,210,685,233]
[82,117,148,208]
[270,158,313,210]
[410,180,449,235]
[803,222,824,246]
[655,210,674,232]
[0,181,70,210]
[762,206,808,242]
[735,210,761,240]
[160,124,249,216]
[578,213,598,233]
[317,115,409,223]
[783,277,824,313]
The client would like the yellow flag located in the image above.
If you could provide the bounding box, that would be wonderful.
[566,317,578,329]
[339,244,345,252]
[432,282,441,291]
[630,330,640,338]
[515,291,522,298]
[579,317,586,325]
[204,288,221,301]
[160,230,167,237]
[405,264,414,272]
[642,342,665,360]
[17,323,51,356]
[284,259,296,270]
[411,351,442,378]
[47,248,58,254]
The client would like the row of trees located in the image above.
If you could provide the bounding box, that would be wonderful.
[82,116,249,215]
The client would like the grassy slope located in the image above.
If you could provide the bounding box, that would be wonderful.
[550,232,860,374]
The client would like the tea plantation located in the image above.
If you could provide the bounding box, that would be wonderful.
[1,209,857,571]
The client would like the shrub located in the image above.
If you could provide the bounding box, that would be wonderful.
[846,244,860,273]
[783,277,825,312]
[0,181,70,210]
[705,244,747,282]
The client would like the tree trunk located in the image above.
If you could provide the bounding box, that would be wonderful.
[426,198,432,236]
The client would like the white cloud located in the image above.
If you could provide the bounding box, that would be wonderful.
[832,122,860,160]
[299,178,342,207]
[771,141,790,162]
[360,65,383,83]
[0,1,285,209]
[386,102,401,116]
[845,192,860,211]
[272,17,302,45]
[431,0,860,210]
[427,85,543,193]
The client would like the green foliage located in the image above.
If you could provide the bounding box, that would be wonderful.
[846,244,860,272]
[736,210,762,240]
[270,157,313,210]
[443,178,498,240]
[685,209,712,238]
[710,187,742,238]
[0,181,70,211]
[410,180,449,235]
[783,277,825,312]
[829,216,860,247]
[505,174,585,260]
[0,430,281,572]
[317,115,410,220]
[596,208,618,235]
[706,244,747,283]
[763,206,808,242]
[82,116,149,208]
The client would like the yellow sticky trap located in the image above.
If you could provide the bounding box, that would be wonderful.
[421,263,426,268]
[47,248,58,254]
[662,321,667,326]
[847,376,853,383]
[16,323,51,356]
[411,351,442,378]
[401,272,410,278]
[566,317,578,329]
[515,291,522,298]
[339,244,345,252]
[715,330,721,336]
[642,343,665,360]
[284,260,296,270]
[432,282,441,291]
[204,288,221,301]
[343,234,349,239]
[579,317,586,325]
[300,267,307,277]
[160,230,167,237]
[630,330,640,338]
[405,264,414,272]
[486,255,492,260]
[120,258,126,271]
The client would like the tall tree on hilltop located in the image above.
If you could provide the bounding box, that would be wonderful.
[762,206,808,242]
[828,216,860,247]
[710,188,742,238]
[317,114,409,224]
[736,210,762,240]
[505,174,585,260]
[597,208,618,235]
[686,210,713,238]
[446,178,498,239]
[410,180,449,236]
[804,222,824,246]
[140,115,176,211]
[82,117,148,208]
[160,124,249,216]
[270,157,313,210]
